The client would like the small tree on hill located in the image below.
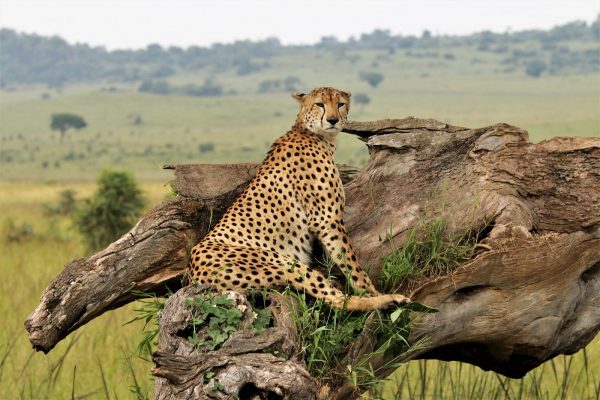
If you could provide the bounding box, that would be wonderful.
[353,93,371,111]
[526,60,547,78]
[50,113,87,142]
[359,71,384,88]
[75,170,145,251]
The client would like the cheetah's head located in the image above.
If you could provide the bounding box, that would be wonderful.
[292,87,351,140]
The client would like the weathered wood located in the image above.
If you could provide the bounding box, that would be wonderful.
[25,117,600,399]
[153,286,318,399]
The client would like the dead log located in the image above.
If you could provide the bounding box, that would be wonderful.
[25,117,600,399]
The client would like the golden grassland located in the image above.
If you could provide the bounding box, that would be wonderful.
[1,181,599,399]
[0,182,170,398]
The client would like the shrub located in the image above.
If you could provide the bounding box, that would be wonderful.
[43,189,77,216]
[526,60,547,78]
[2,218,35,242]
[359,71,384,88]
[198,142,215,153]
[353,93,371,108]
[75,169,145,251]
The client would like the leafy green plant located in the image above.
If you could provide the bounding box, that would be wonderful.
[42,189,76,216]
[186,293,240,350]
[185,292,273,351]
[126,291,165,360]
[288,287,435,389]
[380,218,476,293]
[75,169,145,251]
[2,218,35,242]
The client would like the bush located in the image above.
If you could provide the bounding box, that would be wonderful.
[359,71,384,88]
[353,93,371,107]
[443,53,456,60]
[43,189,77,216]
[198,142,215,153]
[3,218,35,242]
[139,79,172,94]
[526,60,547,78]
[75,170,145,251]
[180,79,223,97]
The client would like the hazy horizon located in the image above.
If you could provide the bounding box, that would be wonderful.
[1,0,598,51]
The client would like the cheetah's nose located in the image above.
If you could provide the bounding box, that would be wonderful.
[326,117,339,125]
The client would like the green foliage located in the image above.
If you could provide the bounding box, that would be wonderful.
[360,71,384,88]
[75,169,145,251]
[2,217,35,242]
[251,306,273,333]
[139,79,171,94]
[50,113,87,142]
[354,93,371,107]
[42,189,76,216]
[288,288,434,390]
[380,219,475,293]
[185,293,244,351]
[2,17,598,87]
[124,353,150,400]
[185,292,272,351]
[526,59,548,78]
[139,78,223,97]
[258,76,303,93]
[198,142,215,153]
[126,291,165,360]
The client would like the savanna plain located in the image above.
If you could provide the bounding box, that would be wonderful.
[1,26,599,399]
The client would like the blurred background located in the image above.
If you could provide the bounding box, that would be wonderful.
[1,0,599,398]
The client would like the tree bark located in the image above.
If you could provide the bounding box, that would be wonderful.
[25,117,600,399]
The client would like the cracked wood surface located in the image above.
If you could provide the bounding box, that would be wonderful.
[25,117,600,399]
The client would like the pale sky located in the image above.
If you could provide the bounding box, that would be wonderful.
[0,0,598,50]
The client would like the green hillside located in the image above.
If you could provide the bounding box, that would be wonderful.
[0,19,598,182]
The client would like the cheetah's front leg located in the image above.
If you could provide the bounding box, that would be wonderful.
[313,219,380,295]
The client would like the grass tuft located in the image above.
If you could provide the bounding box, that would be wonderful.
[380,218,476,293]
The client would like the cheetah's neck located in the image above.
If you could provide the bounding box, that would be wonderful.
[291,122,338,150]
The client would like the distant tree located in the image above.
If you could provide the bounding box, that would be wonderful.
[258,79,281,93]
[526,60,547,78]
[149,65,175,79]
[359,71,384,88]
[198,142,215,153]
[353,93,371,111]
[283,76,302,91]
[50,113,87,142]
[75,170,145,251]
[181,78,223,97]
[139,79,171,94]
[43,189,77,216]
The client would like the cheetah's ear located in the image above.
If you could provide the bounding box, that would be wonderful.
[292,92,306,103]
[340,90,351,99]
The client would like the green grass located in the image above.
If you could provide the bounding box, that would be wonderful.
[1,180,599,399]
[370,349,600,400]
[380,218,476,294]
[0,182,169,398]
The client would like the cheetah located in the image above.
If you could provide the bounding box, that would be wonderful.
[187,87,411,311]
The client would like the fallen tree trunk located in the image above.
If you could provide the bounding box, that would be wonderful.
[25,117,600,399]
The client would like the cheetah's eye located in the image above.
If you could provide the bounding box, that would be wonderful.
[315,102,324,108]
[338,103,345,108]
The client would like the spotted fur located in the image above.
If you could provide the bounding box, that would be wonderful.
[187,87,410,311]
